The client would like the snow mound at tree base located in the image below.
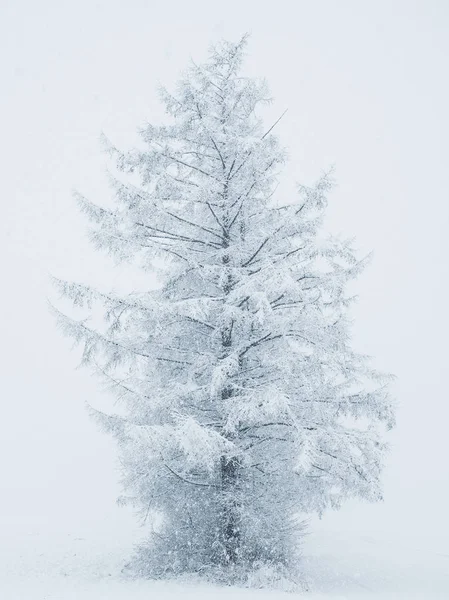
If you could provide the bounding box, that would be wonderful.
[124,558,308,593]
[125,535,308,592]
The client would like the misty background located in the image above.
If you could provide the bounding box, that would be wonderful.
[1,0,448,550]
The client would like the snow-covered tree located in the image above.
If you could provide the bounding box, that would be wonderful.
[52,37,394,586]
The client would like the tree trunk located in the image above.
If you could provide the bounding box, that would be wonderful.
[220,453,240,564]
[218,220,241,564]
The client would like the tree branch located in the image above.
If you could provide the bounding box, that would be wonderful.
[241,237,270,267]
[261,109,288,139]
[161,152,220,182]
[206,202,227,235]
[164,210,224,241]
[163,462,219,488]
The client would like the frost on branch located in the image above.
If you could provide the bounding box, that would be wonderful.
[52,35,395,588]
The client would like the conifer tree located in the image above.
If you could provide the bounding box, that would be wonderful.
[52,37,394,586]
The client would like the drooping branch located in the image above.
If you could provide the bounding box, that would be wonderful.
[162,461,219,488]
[50,303,153,361]
[163,210,224,243]
[159,151,220,183]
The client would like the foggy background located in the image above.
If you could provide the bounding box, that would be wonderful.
[1,0,448,550]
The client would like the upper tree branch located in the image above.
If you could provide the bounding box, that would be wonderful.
[261,109,288,139]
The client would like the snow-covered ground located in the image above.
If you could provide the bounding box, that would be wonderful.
[2,511,448,599]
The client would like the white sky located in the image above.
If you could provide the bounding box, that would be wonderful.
[1,0,448,541]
